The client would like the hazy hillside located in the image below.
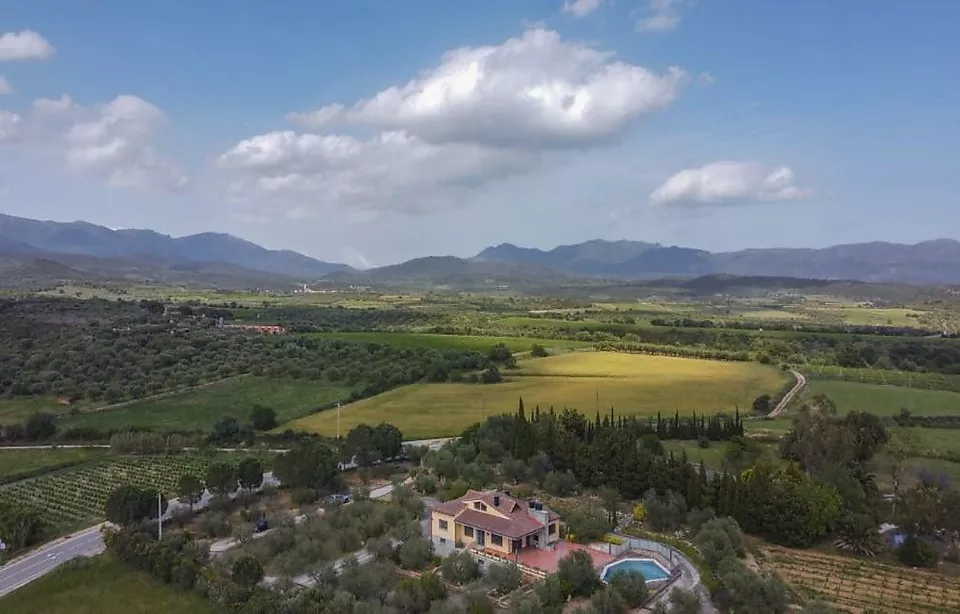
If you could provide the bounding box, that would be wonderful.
[0,213,350,279]
[474,238,960,284]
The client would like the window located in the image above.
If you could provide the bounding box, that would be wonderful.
[439,520,448,530]
[439,537,447,544]
[481,503,487,511]
[548,523,556,535]
[464,527,474,538]
[473,502,481,510]
[491,534,503,546]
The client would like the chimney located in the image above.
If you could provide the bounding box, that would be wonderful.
[493,494,500,507]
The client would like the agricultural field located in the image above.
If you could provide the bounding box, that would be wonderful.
[310,331,591,353]
[765,545,960,613]
[0,556,220,614]
[797,379,960,417]
[286,352,787,439]
[0,447,108,484]
[0,454,259,530]
[0,396,77,425]
[58,377,351,433]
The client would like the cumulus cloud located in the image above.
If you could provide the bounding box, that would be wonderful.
[636,0,684,33]
[227,28,688,219]
[63,95,187,190]
[217,130,534,218]
[32,94,79,115]
[0,94,187,191]
[288,28,686,149]
[0,30,55,61]
[651,161,813,206]
[0,109,23,142]
[0,76,12,95]
[562,0,604,18]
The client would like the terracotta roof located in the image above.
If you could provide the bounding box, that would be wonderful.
[455,508,544,539]
[432,489,559,539]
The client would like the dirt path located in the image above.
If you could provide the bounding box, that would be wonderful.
[767,370,806,418]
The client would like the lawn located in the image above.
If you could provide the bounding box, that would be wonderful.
[286,352,787,439]
[663,440,779,471]
[309,331,591,353]
[58,377,351,433]
[800,379,960,416]
[0,556,221,614]
[0,447,109,484]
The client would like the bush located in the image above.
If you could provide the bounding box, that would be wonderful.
[440,550,479,585]
[556,549,601,598]
[898,535,941,568]
[530,344,548,358]
[250,405,277,431]
[543,470,580,497]
[290,487,319,505]
[608,570,648,607]
[487,563,523,594]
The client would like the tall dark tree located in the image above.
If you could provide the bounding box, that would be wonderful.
[273,441,340,491]
[205,462,237,496]
[105,485,167,526]
[237,457,264,490]
[177,474,204,510]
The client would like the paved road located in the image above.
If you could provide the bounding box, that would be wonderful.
[0,524,107,598]
[767,370,806,418]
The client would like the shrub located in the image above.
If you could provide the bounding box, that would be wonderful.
[440,550,479,585]
[608,570,649,608]
[898,535,941,568]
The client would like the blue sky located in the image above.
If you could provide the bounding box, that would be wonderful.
[1,0,958,267]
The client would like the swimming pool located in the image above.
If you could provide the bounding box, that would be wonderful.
[600,558,671,583]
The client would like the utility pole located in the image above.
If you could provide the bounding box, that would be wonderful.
[157,492,163,540]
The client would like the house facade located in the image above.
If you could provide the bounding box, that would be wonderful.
[430,490,560,557]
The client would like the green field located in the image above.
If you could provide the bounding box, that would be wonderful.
[799,379,960,416]
[58,377,351,433]
[0,556,220,614]
[0,447,108,484]
[311,331,591,352]
[286,352,787,439]
[663,440,779,470]
[0,396,77,425]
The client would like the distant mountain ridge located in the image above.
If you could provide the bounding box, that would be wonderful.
[474,238,960,284]
[0,213,350,280]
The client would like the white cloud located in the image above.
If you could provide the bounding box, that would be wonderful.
[0,94,186,191]
[0,30,55,61]
[562,0,604,18]
[0,109,23,142]
[698,72,716,86]
[0,76,12,95]
[651,161,813,206]
[636,0,683,33]
[289,28,686,149]
[63,95,187,191]
[218,130,533,218]
[32,94,78,115]
[228,28,689,221]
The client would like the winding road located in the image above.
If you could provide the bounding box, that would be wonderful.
[767,370,806,418]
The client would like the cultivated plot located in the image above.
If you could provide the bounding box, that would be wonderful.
[287,352,787,439]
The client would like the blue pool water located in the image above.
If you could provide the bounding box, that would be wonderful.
[601,558,671,583]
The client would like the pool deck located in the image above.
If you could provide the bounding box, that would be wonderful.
[507,541,615,574]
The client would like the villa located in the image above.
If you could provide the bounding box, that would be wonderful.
[430,490,561,558]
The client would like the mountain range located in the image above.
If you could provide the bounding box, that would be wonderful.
[473,238,960,285]
[2,212,960,289]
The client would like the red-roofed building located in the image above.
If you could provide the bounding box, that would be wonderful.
[430,490,561,557]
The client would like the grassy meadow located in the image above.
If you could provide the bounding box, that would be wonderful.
[0,556,220,614]
[286,352,788,439]
[59,377,351,433]
[799,379,960,416]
